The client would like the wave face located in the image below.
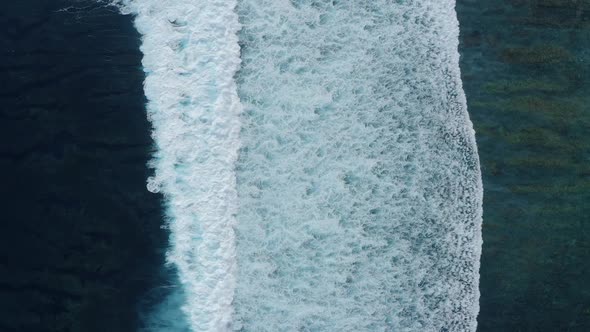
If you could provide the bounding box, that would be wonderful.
[233,0,482,331]
[113,0,242,330]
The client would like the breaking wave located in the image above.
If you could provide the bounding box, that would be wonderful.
[113,0,242,330]
[112,0,482,331]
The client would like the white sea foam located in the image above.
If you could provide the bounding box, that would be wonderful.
[112,0,242,331]
[111,0,481,330]
[233,0,482,331]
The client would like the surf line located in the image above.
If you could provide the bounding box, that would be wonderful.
[112,0,242,330]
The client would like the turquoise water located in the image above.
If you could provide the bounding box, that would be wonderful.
[457,0,590,330]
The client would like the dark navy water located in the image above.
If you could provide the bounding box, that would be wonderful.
[457,0,590,331]
[0,1,166,331]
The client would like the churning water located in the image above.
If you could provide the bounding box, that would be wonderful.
[112,0,482,331]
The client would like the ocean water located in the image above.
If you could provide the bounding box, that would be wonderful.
[0,1,166,331]
[7,0,588,330]
[457,0,590,330]
[112,0,483,331]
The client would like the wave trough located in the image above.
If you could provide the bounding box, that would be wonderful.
[114,0,482,331]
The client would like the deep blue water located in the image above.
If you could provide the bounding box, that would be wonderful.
[0,1,166,331]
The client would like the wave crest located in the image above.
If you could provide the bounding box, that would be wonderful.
[115,0,242,330]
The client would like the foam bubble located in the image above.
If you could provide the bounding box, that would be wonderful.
[233,1,482,331]
[113,0,242,330]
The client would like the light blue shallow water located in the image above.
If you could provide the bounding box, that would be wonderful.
[113,0,482,331]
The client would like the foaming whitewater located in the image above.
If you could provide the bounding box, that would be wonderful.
[109,0,481,330]
[111,0,242,331]
[233,0,482,331]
